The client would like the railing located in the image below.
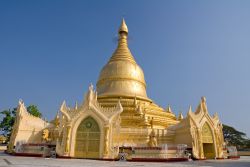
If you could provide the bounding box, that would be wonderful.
[227,146,238,157]
[119,144,188,159]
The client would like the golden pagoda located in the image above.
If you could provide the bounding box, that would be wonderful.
[8,19,226,160]
[97,18,178,129]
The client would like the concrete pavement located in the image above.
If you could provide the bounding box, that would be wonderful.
[1,151,250,167]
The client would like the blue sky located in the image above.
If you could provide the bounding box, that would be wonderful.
[1,1,250,137]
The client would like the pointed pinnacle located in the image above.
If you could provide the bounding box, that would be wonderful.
[119,18,128,33]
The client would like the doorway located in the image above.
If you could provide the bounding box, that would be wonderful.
[75,116,100,158]
[202,123,215,159]
[203,143,215,159]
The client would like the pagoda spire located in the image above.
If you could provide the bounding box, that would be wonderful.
[109,18,136,63]
[119,18,128,34]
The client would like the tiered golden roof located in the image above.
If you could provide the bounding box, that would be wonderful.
[97,19,177,128]
[97,19,147,99]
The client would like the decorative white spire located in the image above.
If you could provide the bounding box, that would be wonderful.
[116,99,123,113]
[166,105,173,113]
[188,105,192,113]
[178,112,184,120]
[60,100,67,111]
[201,96,208,113]
[75,101,78,110]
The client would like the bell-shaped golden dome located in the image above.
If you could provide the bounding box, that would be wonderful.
[96,19,148,99]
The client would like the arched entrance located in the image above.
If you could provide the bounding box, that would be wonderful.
[202,123,215,159]
[75,116,100,158]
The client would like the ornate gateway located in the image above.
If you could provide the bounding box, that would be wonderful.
[75,117,100,158]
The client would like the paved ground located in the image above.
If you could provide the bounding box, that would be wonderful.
[1,152,250,167]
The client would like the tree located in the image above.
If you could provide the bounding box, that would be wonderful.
[0,108,16,138]
[0,105,42,141]
[27,105,42,118]
[223,124,250,149]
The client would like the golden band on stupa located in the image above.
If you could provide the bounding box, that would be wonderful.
[8,19,226,160]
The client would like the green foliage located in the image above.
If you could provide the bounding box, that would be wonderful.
[0,105,42,141]
[223,124,250,149]
[27,105,42,118]
[0,108,16,138]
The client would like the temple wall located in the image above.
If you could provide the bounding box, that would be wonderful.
[14,117,45,144]
[8,101,49,152]
[113,128,176,147]
[174,128,192,147]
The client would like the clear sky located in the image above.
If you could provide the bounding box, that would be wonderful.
[0,1,250,137]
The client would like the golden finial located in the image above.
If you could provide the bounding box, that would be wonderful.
[107,18,137,64]
[119,18,128,34]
